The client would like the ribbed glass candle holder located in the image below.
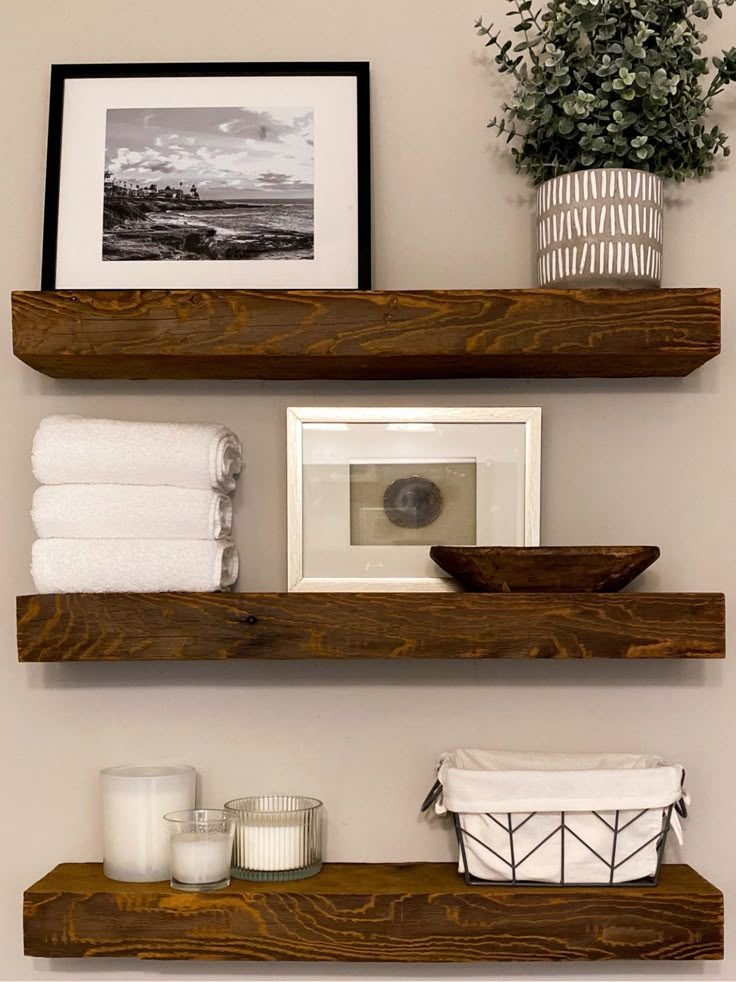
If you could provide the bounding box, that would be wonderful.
[224,795,323,882]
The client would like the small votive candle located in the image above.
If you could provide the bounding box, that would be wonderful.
[225,795,323,882]
[164,809,236,892]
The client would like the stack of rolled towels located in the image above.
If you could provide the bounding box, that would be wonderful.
[31,416,242,593]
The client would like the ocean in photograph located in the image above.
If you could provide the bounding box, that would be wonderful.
[102,197,314,261]
[102,105,315,261]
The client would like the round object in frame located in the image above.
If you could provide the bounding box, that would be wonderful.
[383,476,443,529]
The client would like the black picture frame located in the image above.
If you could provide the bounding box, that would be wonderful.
[41,62,371,289]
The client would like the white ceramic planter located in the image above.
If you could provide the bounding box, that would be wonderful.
[536,168,663,288]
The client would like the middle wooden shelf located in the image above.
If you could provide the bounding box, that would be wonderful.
[16,591,725,662]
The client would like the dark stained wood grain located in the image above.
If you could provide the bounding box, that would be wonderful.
[15,591,725,661]
[23,862,723,961]
[429,546,661,592]
[11,288,721,379]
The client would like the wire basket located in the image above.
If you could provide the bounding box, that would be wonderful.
[422,750,688,887]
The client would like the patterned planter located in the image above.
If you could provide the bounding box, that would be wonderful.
[537,168,663,288]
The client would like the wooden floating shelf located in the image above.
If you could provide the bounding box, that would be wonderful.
[23,862,722,961]
[16,591,725,662]
[11,287,720,380]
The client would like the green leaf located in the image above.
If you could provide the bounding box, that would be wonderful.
[473,0,736,183]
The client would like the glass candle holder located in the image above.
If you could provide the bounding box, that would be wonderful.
[224,795,323,882]
[164,809,236,892]
[100,764,196,882]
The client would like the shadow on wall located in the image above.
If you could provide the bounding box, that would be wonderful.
[29,955,714,980]
[25,656,719,691]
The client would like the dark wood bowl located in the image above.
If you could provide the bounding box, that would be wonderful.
[429,546,660,593]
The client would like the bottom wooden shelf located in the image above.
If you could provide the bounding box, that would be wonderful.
[24,862,722,962]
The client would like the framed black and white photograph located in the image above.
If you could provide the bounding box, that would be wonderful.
[42,63,370,289]
[287,407,541,592]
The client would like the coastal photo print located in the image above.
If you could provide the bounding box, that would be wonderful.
[103,106,315,263]
[42,63,370,289]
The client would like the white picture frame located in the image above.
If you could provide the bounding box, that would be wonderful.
[287,407,541,592]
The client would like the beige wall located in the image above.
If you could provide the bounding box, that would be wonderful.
[2,1,734,978]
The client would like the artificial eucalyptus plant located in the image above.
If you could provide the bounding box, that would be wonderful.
[475,0,736,182]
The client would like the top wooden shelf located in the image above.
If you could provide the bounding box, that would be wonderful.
[11,287,720,380]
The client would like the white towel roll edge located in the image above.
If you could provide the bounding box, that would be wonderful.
[32,485,233,540]
[31,539,239,593]
[32,415,243,492]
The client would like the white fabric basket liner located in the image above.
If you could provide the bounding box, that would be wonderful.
[433,750,685,884]
[437,750,684,814]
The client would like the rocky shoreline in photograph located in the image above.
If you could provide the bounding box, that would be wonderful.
[102,197,314,261]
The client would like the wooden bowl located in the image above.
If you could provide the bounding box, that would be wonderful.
[429,546,660,593]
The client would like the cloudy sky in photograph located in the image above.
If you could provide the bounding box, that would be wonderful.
[105,106,314,200]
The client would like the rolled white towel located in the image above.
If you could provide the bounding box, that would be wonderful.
[31,539,239,593]
[32,415,242,492]
[32,485,233,540]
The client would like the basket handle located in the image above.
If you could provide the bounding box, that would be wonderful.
[675,767,688,818]
[420,779,443,812]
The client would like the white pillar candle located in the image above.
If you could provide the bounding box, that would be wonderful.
[170,831,233,884]
[100,765,196,882]
[239,823,304,871]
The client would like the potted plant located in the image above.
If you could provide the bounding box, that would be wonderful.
[475,0,736,286]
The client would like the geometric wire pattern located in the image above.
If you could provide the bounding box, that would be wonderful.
[455,804,676,887]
